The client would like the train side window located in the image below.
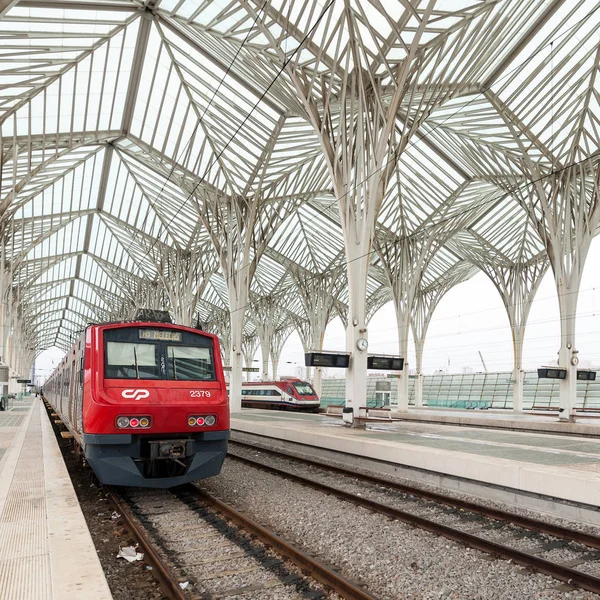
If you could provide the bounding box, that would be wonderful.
[79,356,84,384]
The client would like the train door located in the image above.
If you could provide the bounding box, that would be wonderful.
[57,372,63,415]
[64,361,73,428]
[75,354,84,432]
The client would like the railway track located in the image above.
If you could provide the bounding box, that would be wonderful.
[228,439,600,596]
[108,483,378,600]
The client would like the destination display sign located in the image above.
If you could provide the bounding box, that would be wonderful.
[305,352,350,368]
[139,329,182,342]
[537,367,567,379]
[367,356,404,371]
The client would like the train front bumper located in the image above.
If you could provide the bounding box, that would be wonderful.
[82,430,229,488]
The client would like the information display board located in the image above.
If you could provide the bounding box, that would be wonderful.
[537,367,567,379]
[577,370,597,381]
[304,352,350,368]
[367,356,404,371]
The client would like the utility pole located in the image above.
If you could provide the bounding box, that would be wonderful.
[478,351,488,373]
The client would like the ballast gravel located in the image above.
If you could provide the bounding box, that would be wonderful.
[200,458,600,600]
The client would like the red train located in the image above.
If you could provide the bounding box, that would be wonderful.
[43,316,229,488]
[241,378,320,412]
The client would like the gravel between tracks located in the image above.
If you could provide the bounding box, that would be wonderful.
[200,457,600,600]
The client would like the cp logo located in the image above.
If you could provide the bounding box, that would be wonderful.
[121,389,150,401]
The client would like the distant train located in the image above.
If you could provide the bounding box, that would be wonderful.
[43,316,229,488]
[241,378,320,412]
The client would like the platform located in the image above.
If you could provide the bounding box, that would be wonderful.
[0,398,112,600]
[231,409,600,525]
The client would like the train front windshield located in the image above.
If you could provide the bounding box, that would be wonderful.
[293,382,317,396]
[104,327,216,381]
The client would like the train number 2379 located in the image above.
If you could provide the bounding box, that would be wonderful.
[190,390,211,398]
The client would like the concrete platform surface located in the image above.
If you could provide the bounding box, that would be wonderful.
[231,409,600,514]
[0,398,112,600]
[386,406,600,436]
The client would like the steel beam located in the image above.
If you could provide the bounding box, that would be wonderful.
[482,0,569,89]
[156,13,284,116]
[0,0,19,17]
[121,10,152,136]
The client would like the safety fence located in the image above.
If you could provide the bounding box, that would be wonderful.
[320,371,600,410]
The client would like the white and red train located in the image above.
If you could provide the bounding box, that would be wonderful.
[241,378,320,412]
[42,318,229,488]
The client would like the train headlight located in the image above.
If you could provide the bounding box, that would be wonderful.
[116,416,151,429]
[116,416,130,428]
[188,415,216,427]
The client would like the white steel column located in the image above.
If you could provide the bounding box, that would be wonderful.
[270,326,292,382]
[288,1,437,419]
[557,278,579,417]
[395,312,411,411]
[413,339,425,408]
[242,335,259,382]
[229,298,246,412]
[517,164,600,420]
[512,329,525,412]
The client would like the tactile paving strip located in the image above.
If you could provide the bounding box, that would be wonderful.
[0,404,51,600]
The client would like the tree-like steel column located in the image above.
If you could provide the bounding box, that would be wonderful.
[154,243,217,327]
[514,165,600,419]
[287,0,451,417]
[251,295,290,381]
[242,334,259,382]
[270,324,294,381]
[411,265,473,407]
[291,267,344,397]
[465,246,548,412]
[196,187,293,411]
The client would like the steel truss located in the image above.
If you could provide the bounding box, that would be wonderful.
[0,0,598,417]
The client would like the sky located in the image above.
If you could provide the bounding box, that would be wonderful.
[34,235,600,385]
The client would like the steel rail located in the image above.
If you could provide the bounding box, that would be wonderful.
[230,440,600,549]
[106,487,189,600]
[184,484,379,600]
[227,451,600,595]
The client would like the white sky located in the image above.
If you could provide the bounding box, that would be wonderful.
[35,235,600,384]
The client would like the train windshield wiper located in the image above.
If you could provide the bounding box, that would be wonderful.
[133,346,140,379]
[171,348,178,380]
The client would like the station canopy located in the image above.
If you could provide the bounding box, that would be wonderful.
[1,0,599,352]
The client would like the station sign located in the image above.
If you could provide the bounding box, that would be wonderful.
[222,366,260,372]
[305,352,350,368]
[16,379,31,384]
[367,356,404,371]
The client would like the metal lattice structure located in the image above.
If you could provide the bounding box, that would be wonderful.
[1,0,599,416]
